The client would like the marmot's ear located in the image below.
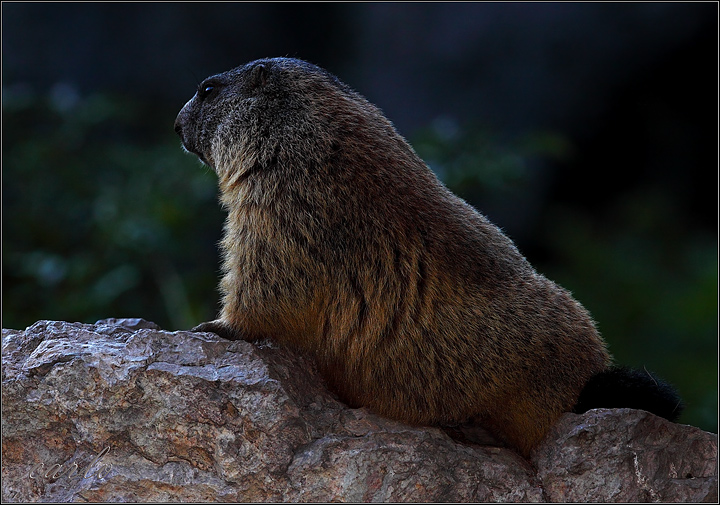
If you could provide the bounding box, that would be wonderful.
[251,64,268,88]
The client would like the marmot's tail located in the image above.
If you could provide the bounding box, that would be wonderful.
[573,365,684,422]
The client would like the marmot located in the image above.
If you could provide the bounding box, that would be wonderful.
[174,57,682,457]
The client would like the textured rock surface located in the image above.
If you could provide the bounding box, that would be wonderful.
[2,319,716,502]
[532,409,717,502]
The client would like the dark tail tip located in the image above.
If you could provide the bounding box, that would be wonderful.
[573,365,684,422]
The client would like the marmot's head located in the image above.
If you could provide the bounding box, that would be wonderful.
[174,57,380,179]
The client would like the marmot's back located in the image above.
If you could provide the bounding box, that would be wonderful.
[174,57,681,457]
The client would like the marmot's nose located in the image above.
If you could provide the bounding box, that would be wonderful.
[173,117,183,138]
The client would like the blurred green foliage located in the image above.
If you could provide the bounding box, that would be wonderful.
[2,87,716,433]
[3,84,224,331]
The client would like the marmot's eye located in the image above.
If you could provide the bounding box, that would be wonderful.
[197,81,220,99]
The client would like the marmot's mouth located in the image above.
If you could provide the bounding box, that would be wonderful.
[180,142,210,167]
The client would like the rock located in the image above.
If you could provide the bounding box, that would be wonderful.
[2,319,716,502]
[532,408,718,502]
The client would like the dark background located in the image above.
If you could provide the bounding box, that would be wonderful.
[3,3,717,432]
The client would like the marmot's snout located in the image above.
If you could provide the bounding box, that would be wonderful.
[173,115,184,139]
[173,107,189,151]
[174,104,208,166]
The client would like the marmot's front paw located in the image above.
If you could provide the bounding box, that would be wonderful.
[190,319,244,341]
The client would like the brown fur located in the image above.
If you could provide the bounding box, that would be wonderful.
[174,57,611,457]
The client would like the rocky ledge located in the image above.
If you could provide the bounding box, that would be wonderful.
[2,319,717,502]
